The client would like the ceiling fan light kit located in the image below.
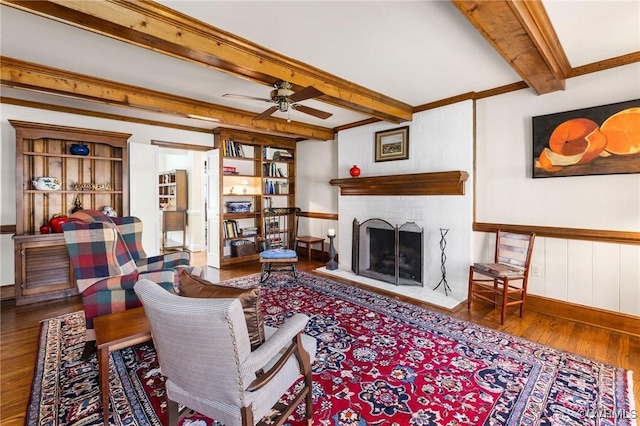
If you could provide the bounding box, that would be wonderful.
[223,80,332,121]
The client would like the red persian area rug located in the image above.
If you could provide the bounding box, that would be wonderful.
[27,271,636,426]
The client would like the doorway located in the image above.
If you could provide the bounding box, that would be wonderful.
[157,145,209,254]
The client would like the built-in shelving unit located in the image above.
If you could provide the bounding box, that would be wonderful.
[211,128,296,267]
[10,120,130,305]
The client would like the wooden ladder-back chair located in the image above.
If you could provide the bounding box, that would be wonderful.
[260,207,301,283]
[468,229,536,324]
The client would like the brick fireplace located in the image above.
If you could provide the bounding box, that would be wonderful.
[327,169,472,309]
[326,103,474,310]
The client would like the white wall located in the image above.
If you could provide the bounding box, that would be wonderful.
[476,64,640,231]
[295,139,339,244]
[0,104,213,287]
[336,101,474,303]
[475,63,640,316]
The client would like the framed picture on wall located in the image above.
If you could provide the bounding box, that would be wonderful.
[375,126,409,162]
[532,99,640,178]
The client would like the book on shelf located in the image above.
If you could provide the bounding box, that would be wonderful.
[223,139,245,158]
[473,262,524,276]
[263,162,287,177]
[223,219,240,238]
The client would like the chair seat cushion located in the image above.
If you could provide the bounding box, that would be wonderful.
[260,249,297,259]
[178,271,265,350]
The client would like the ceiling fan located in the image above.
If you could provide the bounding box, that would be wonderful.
[223,80,333,121]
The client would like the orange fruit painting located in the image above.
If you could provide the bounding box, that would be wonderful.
[600,107,640,155]
[548,118,608,164]
[533,101,640,177]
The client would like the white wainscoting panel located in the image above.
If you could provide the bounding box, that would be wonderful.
[619,244,640,316]
[544,238,569,301]
[592,242,620,312]
[527,236,546,296]
[567,239,593,307]
[487,230,639,316]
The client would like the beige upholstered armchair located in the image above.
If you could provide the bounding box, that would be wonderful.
[134,279,316,426]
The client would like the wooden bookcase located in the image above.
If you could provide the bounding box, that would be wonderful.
[212,128,296,267]
[159,169,187,251]
[158,169,187,210]
[10,120,130,305]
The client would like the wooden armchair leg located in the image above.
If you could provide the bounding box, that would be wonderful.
[167,399,180,426]
[81,340,96,361]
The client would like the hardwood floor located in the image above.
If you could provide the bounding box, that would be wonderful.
[2,255,638,424]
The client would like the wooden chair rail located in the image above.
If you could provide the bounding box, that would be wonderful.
[474,222,640,245]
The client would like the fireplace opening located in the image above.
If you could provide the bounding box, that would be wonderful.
[352,218,423,286]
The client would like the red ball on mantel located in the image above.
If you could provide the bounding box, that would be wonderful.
[349,165,361,177]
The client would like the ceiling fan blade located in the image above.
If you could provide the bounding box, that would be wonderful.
[222,93,273,103]
[254,106,279,120]
[289,85,324,103]
[291,104,333,119]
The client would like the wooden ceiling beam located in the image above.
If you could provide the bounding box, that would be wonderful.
[1,0,413,123]
[0,57,335,141]
[451,0,571,95]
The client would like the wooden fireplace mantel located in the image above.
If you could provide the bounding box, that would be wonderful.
[330,171,469,196]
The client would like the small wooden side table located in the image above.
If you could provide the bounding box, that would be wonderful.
[296,236,325,262]
[94,307,151,425]
[162,210,187,251]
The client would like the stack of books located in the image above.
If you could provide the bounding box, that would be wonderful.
[223,166,238,175]
[273,150,293,161]
[240,226,258,236]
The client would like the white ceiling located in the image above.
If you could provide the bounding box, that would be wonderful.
[1,1,639,135]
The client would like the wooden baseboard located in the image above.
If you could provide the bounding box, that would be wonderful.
[1,284,15,301]
[526,294,640,336]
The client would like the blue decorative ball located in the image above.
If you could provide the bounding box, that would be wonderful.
[70,144,90,156]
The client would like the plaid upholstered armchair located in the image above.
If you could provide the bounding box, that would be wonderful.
[71,210,191,271]
[62,210,195,358]
[111,215,190,270]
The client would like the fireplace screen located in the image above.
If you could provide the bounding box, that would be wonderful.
[352,218,423,286]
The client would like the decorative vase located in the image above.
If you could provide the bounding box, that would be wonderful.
[49,214,69,233]
[70,143,90,156]
[349,165,361,177]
